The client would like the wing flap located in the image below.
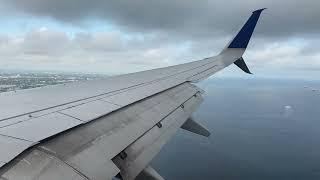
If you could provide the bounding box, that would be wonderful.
[0,83,202,179]
[0,149,92,180]
[0,135,33,164]
[113,92,203,180]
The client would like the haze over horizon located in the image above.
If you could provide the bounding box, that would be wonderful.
[0,0,319,80]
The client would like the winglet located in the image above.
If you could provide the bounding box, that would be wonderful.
[234,57,252,74]
[227,8,266,49]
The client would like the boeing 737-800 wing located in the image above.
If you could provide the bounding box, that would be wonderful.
[0,9,265,180]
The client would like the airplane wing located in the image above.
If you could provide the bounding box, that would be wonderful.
[0,9,265,180]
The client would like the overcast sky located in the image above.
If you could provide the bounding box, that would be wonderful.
[0,0,319,79]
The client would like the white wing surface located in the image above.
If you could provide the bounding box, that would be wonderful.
[0,9,266,180]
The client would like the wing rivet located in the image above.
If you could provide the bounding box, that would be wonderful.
[119,151,127,160]
[156,122,162,128]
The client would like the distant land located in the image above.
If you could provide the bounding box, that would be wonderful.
[0,71,107,93]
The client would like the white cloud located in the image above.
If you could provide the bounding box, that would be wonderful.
[0,28,177,74]
[0,26,319,77]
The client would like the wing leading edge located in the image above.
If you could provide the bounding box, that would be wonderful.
[0,9,266,180]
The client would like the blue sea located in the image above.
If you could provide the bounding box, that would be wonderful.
[151,77,320,180]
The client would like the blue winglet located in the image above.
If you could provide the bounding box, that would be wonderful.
[228,8,266,49]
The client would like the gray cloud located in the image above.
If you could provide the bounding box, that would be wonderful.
[0,27,319,76]
[0,28,179,74]
[0,0,319,78]
[2,0,320,39]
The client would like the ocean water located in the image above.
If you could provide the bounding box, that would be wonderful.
[151,77,320,180]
